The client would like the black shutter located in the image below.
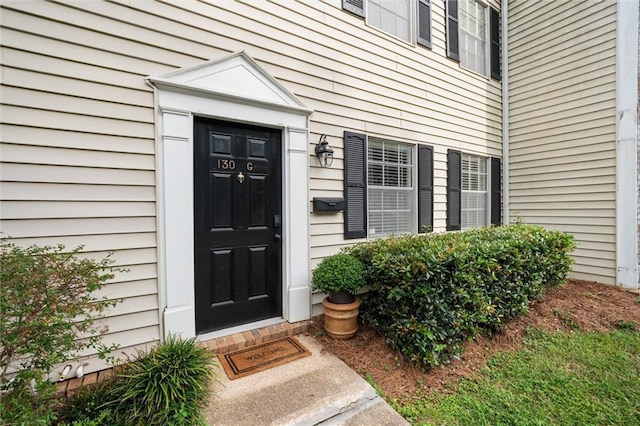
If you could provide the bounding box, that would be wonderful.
[490,157,501,226]
[418,145,434,233]
[344,131,367,239]
[446,149,461,231]
[417,0,432,49]
[490,7,501,80]
[445,0,460,61]
[343,0,365,18]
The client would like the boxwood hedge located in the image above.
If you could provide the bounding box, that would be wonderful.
[346,224,575,369]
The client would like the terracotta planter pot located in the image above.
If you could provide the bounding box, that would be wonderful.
[327,290,356,304]
[322,296,361,340]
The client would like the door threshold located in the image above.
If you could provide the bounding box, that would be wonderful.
[199,318,310,354]
[198,317,285,342]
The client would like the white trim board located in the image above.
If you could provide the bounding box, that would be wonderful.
[615,0,640,289]
[148,51,313,338]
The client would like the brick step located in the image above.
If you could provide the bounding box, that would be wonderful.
[55,320,309,398]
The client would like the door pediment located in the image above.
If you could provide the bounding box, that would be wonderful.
[149,51,310,114]
[151,50,312,339]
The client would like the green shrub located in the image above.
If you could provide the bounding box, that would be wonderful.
[312,253,366,295]
[347,224,575,369]
[0,240,120,425]
[1,384,59,426]
[107,335,217,425]
[56,336,218,426]
[56,378,117,426]
[62,409,113,426]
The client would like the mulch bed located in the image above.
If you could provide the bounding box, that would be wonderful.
[308,280,640,404]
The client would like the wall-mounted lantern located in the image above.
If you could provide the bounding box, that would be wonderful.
[314,134,334,168]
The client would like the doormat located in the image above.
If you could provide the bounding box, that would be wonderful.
[218,336,311,380]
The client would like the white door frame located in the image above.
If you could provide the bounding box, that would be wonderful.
[147,52,314,338]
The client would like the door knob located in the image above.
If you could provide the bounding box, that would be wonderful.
[274,234,282,240]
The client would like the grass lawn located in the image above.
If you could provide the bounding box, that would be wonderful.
[397,329,640,426]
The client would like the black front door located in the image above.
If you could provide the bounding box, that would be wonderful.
[194,117,282,334]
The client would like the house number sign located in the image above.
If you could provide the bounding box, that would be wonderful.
[212,158,266,173]
[217,159,236,170]
[215,159,254,171]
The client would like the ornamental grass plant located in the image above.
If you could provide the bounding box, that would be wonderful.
[57,335,219,426]
[107,335,218,425]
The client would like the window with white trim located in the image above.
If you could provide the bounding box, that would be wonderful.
[367,137,414,237]
[459,0,488,76]
[447,149,500,231]
[367,0,413,43]
[342,0,432,48]
[344,131,433,240]
[446,0,501,79]
[461,153,487,229]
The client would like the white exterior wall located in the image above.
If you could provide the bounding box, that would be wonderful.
[507,0,618,285]
[1,0,502,366]
[305,0,502,265]
[1,1,162,372]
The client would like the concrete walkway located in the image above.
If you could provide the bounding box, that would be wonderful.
[203,334,409,426]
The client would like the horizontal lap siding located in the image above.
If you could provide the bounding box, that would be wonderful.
[0,0,164,372]
[1,0,502,348]
[508,0,617,284]
[301,0,502,263]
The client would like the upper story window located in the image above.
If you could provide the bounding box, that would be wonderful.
[459,0,487,76]
[446,0,501,80]
[342,0,432,48]
[367,0,413,43]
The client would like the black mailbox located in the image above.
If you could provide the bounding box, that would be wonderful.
[313,197,345,212]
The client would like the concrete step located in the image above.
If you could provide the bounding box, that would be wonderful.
[318,395,408,426]
[203,335,408,426]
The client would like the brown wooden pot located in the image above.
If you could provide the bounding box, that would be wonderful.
[322,296,361,340]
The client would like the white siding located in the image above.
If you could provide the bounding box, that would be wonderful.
[1,0,502,362]
[0,0,162,372]
[508,0,617,284]
[303,0,502,263]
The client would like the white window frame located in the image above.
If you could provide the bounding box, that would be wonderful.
[459,0,490,77]
[366,137,416,238]
[366,0,416,44]
[461,153,489,230]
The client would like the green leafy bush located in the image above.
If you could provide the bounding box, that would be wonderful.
[56,378,116,425]
[346,224,575,369]
[0,240,119,425]
[312,253,366,295]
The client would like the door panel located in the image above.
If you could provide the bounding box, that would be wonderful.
[211,249,232,304]
[194,117,282,334]
[210,173,232,228]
